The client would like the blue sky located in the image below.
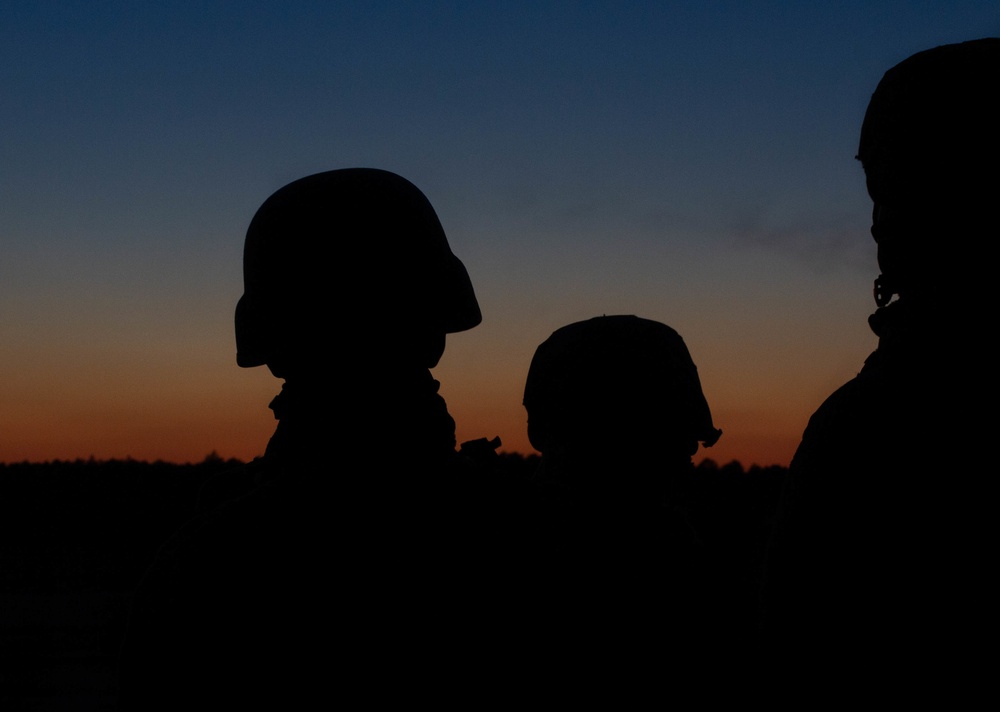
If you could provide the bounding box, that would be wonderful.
[3,2,998,465]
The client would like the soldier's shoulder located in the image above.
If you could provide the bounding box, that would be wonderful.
[195,456,276,514]
[789,359,886,474]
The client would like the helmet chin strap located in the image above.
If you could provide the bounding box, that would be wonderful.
[873,274,894,308]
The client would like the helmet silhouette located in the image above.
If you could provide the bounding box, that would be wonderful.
[235,168,482,368]
[858,37,1000,205]
[856,38,1000,306]
[523,315,721,456]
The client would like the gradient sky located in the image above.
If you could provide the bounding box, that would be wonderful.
[3,2,998,467]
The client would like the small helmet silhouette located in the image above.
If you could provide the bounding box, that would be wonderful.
[523,315,721,456]
[235,168,482,369]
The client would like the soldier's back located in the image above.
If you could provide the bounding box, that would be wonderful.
[764,312,993,695]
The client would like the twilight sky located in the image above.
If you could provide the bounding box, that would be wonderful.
[3,2,998,467]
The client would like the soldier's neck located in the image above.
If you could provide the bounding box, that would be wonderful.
[264,366,458,465]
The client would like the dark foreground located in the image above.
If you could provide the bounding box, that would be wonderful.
[0,455,784,710]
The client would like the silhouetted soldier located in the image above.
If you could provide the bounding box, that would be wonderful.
[763,39,999,696]
[118,168,501,708]
[515,315,755,693]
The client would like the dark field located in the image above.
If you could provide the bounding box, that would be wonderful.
[0,455,784,710]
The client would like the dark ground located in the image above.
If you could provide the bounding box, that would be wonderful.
[0,454,784,711]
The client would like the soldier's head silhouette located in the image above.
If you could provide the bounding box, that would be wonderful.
[232,168,484,468]
[235,168,481,380]
[857,37,1000,313]
[523,315,720,495]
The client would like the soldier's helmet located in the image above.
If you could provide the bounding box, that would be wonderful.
[522,315,721,458]
[858,37,1000,205]
[856,38,1000,304]
[235,168,482,369]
